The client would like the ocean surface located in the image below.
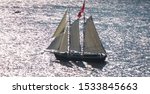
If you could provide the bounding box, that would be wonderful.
[0,0,150,77]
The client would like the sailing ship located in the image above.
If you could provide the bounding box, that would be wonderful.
[47,1,107,62]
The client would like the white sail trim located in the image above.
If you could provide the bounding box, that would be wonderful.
[84,16,106,54]
[70,19,81,52]
[52,10,67,37]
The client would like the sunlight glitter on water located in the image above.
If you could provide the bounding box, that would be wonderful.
[0,0,150,77]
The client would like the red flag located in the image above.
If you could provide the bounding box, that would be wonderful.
[77,0,85,18]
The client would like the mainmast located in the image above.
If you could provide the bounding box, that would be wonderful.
[77,0,86,54]
[83,0,86,24]
[82,0,86,54]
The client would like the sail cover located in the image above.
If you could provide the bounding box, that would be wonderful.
[70,19,81,52]
[84,16,106,54]
[52,10,67,37]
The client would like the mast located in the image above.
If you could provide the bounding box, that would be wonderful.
[83,0,86,24]
[77,0,86,54]
[83,0,86,54]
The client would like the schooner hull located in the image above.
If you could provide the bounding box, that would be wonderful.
[82,54,107,62]
[54,52,107,62]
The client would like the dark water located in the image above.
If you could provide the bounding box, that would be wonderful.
[0,0,150,77]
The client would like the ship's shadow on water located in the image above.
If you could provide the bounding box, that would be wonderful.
[53,60,108,70]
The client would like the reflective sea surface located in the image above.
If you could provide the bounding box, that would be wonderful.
[0,0,150,77]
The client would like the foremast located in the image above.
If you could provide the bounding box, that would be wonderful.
[68,7,71,53]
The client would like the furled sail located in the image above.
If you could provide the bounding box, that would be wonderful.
[84,16,106,54]
[52,10,67,37]
[69,19,81,52]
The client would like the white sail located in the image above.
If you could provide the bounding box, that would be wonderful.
[70,19,81,52]
[47,33,63,50]
[48,28,68,52]
[84,16,106,54]
[52,10,67,37]
[59,30,68,52]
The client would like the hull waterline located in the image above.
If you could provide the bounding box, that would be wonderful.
[54,52,107,62]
